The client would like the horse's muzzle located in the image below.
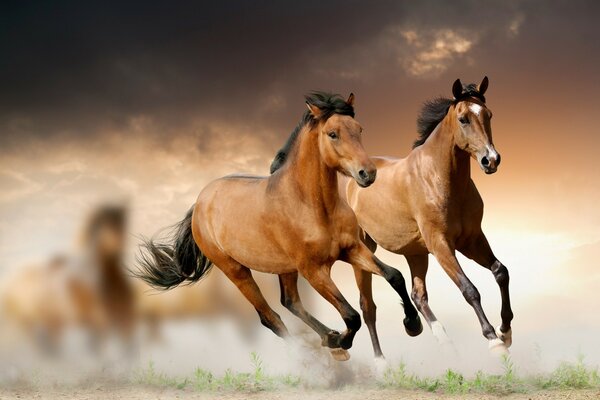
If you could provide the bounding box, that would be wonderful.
[480,151,501,174]
[356,168,377,187]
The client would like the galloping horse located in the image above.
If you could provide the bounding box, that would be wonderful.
[342,77,513,358]
[136,92,422,360]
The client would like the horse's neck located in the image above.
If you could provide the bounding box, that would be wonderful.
[285,127,339,214]
[418,116,471,194]
[85,245,123,282]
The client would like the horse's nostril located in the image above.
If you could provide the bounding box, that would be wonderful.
[496,154,501,166]
[481,157,490,166]
[358,170,368,180]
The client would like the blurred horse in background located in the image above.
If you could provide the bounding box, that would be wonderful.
[1,204,135,354]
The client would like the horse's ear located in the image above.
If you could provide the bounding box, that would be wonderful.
[306,102,323,119]
[452,79,463,99]
[347,92,355,106]
[478,76,489,96]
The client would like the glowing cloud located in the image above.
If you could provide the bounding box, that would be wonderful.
[395,28,476,77]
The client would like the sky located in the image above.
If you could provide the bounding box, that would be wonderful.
[1,0,600,374]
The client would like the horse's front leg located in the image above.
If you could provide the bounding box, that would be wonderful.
[297,263,361,358]
[428,236,507,354]
[461,232,513,347]
[344,243,422,337]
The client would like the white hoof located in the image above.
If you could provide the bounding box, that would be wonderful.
[330,348,350,361]
[431,321,452,345]
[373,357,389,377]
[488,338,509,356]
[496,326,512,348]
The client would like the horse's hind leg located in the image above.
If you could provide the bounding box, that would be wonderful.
[461,232,513,347]
[353,267,384,360]
[218,259,289,338]
[405,254,451,345]
[353,231,384,359]
[278,272,338,346]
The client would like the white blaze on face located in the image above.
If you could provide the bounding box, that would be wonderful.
[469,103,483,116]
[486,145,499,160]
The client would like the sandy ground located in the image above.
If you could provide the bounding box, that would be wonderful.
[0,387,599,400]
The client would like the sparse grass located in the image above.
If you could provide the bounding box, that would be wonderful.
[534,354,600,390]
[134,352,600,394]
[135,352,300,392]
[133,360,189,390]
[380,354,600,395]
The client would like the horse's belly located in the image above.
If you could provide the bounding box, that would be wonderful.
[227,243,297,274]
[379,227,427,255]
[360,214,427,255]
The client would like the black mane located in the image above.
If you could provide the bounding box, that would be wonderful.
[269,92,354,174]
[413,83,486,148]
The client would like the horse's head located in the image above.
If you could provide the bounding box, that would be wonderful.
[306,93,377,187]
[82,204,128,264]
[451,77,500,174]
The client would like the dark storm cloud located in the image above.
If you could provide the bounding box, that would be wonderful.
[1,0,599,149]
[0,1,403,140]
[0,0,529,143]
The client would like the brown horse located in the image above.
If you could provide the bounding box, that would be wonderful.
[136,92,422,360]
[342,77,513,358]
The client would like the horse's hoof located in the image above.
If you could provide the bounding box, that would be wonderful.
[322,330,341,348]
[404,315,423,337]
[330,348,350,361]
[431,321,452,345]
[373,356,389,377]
[496,325,512,348]
[488,338,509,356]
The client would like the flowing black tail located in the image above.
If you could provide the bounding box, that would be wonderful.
[134,207,212,290]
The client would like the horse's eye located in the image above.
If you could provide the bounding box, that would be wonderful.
[459,117,469,125]
[328,131,338,139]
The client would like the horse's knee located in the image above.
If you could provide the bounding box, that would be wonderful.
[491,261,509,286]
[383,268,406,288]
[259,311,286,337]
[345,308,362,331]
[359,295,376,320]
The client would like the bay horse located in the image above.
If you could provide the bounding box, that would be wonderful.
[342,77,513,358]
[136,92,422,360]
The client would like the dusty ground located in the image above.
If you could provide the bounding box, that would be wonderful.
[0,387,599,400]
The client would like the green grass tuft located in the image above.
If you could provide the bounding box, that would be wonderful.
[378,354,599,395]
[135,353,301,392]
[534,354,600,390]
